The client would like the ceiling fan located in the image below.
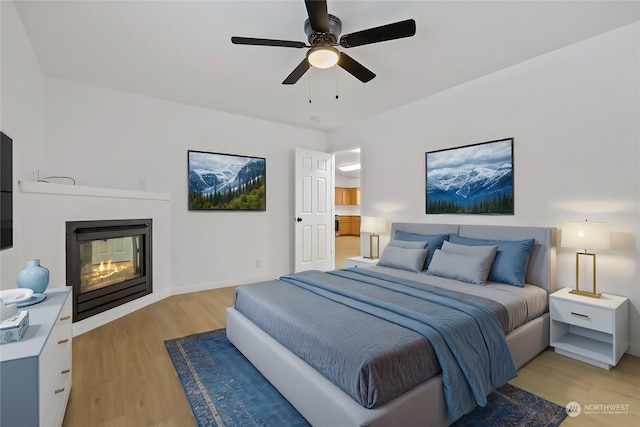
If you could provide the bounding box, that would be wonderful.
[231,0,416,85]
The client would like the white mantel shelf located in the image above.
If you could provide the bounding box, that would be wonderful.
[19,181,171,201]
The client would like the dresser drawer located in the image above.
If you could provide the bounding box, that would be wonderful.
[0,289,72,427]
[551,298,613,334]
[41,371,71,427]
[39,294,73,426]
[40,331,71,408]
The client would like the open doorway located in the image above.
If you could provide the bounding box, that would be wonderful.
[334,147,361,269]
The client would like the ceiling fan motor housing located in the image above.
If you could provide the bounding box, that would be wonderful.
[304,14,342,45]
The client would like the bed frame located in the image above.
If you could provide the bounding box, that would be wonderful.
[227,223,557,427]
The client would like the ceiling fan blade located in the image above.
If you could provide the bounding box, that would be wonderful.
[339,19,416,48]
[231,36,306,48]
[305,0,329,33]
[337,53,375,83]
[282,59,311,85]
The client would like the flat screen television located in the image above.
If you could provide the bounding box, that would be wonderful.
[1,132,13,250]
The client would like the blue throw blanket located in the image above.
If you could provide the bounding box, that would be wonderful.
[280,269,517,420]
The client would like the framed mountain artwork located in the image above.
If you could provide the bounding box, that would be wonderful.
[188,150,266,211]
[425,138,514,214]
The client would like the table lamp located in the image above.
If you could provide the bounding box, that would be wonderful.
[360,217,386,259]
[561,220,610,298]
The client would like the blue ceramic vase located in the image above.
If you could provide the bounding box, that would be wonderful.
[17,259,49,294]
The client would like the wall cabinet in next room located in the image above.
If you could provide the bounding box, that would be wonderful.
[335,187,360,205]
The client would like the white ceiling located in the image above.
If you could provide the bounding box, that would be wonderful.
[13,1,639,132]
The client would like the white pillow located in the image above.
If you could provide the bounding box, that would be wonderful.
[440,241,498,285]
[427,249,495,285]
[378,245,429,273]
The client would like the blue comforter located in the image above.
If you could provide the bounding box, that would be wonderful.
[282,269,516,420]
[235,268,517,421]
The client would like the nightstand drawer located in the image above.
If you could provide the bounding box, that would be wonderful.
[550,298,612,334]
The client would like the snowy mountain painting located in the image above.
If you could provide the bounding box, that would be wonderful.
[188,150,266,210]
[426,138,514,214]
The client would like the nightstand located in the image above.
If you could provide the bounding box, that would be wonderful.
[344,256,379,268]
[550,287,628,370]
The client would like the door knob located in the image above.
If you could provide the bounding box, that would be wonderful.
[296,217,302,222]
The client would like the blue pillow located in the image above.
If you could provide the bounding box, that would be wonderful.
[448,235,535,287]
[394,232,450,270]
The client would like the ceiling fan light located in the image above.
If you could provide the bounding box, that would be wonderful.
[307,46,339,69]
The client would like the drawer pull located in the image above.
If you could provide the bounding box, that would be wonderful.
[570,311,590,318]
[54,388,65,394]
[61,369,71,374]
[59,315,71,321]
[58,338,69,344]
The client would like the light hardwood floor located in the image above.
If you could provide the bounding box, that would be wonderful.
[63,287,639,427]
[335,235,360,269]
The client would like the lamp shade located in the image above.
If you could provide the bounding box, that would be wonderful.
[360,216,386,234]
[561,221,610,250]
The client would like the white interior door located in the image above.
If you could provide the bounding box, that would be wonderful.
[294,148,333,273]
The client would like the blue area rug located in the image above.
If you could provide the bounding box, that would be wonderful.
[452,383,567,427]
[165,329,567,427]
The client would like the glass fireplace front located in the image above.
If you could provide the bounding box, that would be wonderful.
[66,219,152,322]
[79,236,143,294]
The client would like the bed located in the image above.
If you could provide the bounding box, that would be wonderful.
[226,223,557,427]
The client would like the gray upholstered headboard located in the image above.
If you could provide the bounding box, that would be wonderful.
[390,223,557,293]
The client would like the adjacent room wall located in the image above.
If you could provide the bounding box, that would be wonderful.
[328,22,640,356]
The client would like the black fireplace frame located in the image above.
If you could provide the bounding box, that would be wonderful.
[66,218,152,322]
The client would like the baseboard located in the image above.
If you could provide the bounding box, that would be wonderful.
[170,281,235,295]
[626,344,640,358]
[170,275,277,296]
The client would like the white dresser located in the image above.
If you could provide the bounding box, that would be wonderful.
[0,288,72,427]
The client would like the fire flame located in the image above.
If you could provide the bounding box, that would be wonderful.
[97,260,120,279]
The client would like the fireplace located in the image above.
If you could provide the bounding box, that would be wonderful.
[66,219,152,322]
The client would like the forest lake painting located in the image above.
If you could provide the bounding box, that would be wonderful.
[188,150,266,211]
[426,138,514,214]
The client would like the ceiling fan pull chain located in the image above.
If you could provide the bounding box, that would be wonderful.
[308,76,312,103]
[335,66,340,100]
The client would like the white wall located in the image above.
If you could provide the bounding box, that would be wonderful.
[1,0,326,312]
[0,1,46,285]
[42,80,327,292]
[18,186,172,336]
[335,176,360,188]
[328,22,640,356]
